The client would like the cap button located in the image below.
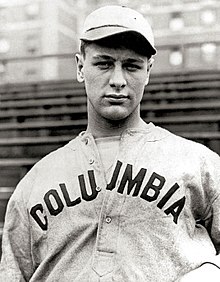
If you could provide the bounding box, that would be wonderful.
[96,186,102,192]
[105,216,112,224]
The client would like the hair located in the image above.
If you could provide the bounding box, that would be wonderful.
[80,32,153,59]
[80,40,91,58]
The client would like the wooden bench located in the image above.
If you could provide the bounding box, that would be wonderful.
[0,111,220,136]
[0,88,86,102]
[0,135,73,146]
[0,130,219,142]
[0,79,82,94]
[0,158,39,167]
[0,135,74,158]
[0,187,15,259]
[0,106,88,123]
[149,114,220,124]
[0,187,14,221]
[1,69,219,93]
[141,100,220,118]
[0,103,218,124]
[0,158,39,189]
[0,69,219,102]
[0,119,87,131]
[0,128,218,161]
[0,130,219,159]
[1,99,220,121]
[0,115,219,138]
[0,119,86,138]
[1,79,220,103]
[0,85,220,107]
[0,96,87,110]
[149,70,220,85]
[0,187,16,258]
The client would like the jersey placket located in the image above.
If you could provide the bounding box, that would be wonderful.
[82,133,125,278]
[92,187,126,279]
[91,132,140,278]
[80,134,108,217]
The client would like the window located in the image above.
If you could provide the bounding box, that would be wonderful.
[201,43,216,63]
[169,48,183,66]
[0,62,6,74]
[200,9,216,25]
[0,38,10,54]
[26,34,40,55]
[0,8,7,24]
[25,68,38,76]
[169,12,184,31]
[25,3,40,19]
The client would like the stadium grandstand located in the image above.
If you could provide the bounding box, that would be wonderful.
[0,0,220,256]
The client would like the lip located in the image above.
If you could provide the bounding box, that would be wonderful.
[104,93,128,100]
[104,94,128,104]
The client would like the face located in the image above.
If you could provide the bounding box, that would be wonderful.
[76,43,152,123]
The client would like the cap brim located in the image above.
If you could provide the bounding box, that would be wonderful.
[80,26,157,56]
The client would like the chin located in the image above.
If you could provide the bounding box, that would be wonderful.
[103,111,130,121]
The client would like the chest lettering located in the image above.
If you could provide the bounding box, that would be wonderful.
[30,161,185,230]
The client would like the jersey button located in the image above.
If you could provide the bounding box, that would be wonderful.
[105,216,112,224]
[89,159,94,164]
[96,186,102,192]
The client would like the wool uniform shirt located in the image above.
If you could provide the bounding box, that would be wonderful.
[1,123,220,281]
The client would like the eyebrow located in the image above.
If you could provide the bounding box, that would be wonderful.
[125,58,145,64]
[92,55,145,63]
[92,55,115,61]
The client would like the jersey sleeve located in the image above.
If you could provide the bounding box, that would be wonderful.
[200,149,220,269]
[0,173,35,281]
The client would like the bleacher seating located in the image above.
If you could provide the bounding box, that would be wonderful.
[0,69,220,258]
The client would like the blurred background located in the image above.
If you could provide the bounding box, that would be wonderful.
[1,0,220,256]
[0,0,220,83]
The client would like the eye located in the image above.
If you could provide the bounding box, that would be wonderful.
[94,61,113,70]
[123,63,141,72]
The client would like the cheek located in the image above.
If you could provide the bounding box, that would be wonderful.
[129,76,147,97]
[84,68,105,90]
[84,71,98,94]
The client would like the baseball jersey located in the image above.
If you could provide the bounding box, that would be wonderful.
[1,122,220,282]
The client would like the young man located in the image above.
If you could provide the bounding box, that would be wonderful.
[1,5,220,282]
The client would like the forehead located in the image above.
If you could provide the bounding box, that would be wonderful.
[84,43,148,63]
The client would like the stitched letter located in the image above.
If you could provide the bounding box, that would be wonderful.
[140,172,165,202]
[164,196,186,224]
[78,170,99,201]
[117,164,147,196]
[30,204,48,231]
[44,189,64,216]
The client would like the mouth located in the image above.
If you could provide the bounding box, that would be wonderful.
[104,93,129,103]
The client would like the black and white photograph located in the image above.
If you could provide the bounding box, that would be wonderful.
[0,0,220,281]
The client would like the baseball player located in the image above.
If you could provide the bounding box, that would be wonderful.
[1,5,220,282]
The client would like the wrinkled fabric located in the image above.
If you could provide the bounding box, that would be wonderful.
[1,123,220,281]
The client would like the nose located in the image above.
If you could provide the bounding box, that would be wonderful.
[109,64,126,90]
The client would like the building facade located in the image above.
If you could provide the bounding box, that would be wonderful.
[0,0,220,83]
[0,0,78,83]
[148,0,220,73]
[89,0,220,74]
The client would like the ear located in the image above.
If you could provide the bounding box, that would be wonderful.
[145,57,154,86]
[75,53,85,83]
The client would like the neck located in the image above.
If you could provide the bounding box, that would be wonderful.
[86,107,146,138]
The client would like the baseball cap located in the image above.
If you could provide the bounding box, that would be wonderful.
[80,5,157,56]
